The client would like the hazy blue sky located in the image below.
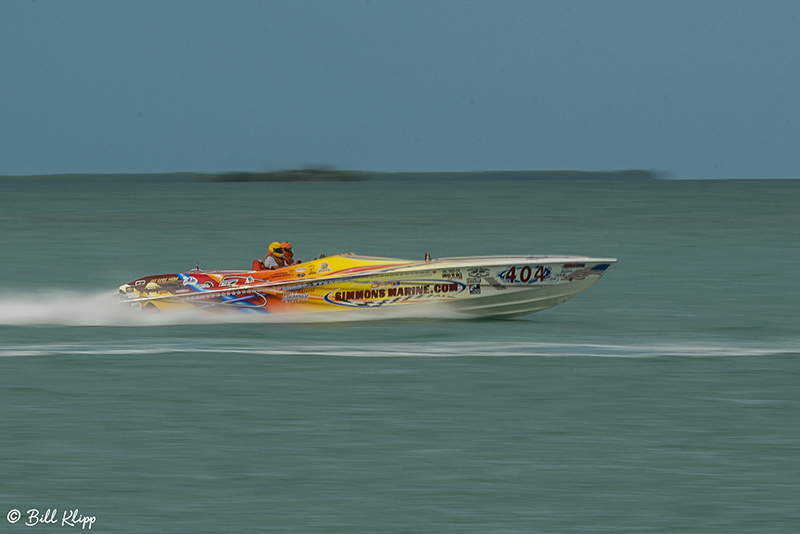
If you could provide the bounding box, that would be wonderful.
[2,1,799,178]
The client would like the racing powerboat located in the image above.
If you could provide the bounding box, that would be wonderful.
[118,253,616,320]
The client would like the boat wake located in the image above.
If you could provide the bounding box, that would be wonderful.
[0,289,471,326]
[0,290,179,327]
[2,290,797,359]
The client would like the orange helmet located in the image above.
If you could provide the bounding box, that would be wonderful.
[281,242,293,254]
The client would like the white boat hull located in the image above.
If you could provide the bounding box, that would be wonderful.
[119,254,616,320]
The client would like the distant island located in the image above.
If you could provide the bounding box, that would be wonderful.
[209,168,665,182]
[0,169,667,182]
[212,168,368,182]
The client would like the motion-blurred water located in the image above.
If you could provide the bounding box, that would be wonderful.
[1,175,798,532]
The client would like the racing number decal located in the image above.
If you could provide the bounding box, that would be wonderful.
[499,265,550,284]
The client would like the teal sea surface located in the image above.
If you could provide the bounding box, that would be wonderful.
[1,175,799,532]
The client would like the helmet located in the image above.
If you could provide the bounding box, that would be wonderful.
[269,241,283,257]
[281,241,293,254]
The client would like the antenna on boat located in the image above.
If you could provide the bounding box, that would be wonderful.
[424,251,431,262]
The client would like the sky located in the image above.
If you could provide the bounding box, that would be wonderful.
[1,1,799,178]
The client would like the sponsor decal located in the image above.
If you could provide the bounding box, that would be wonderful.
[469,284,481,295]
[371,281,400,288]
[467,267,490,278]
[281,279,332,291]
[281,293,310,303]
[563,264,610,281]
[179,274,214,289]
[137,275,180,288]
[441,269,463,280]
[151,276,179,284]
[220,275,257,287]
[325,282,464,307]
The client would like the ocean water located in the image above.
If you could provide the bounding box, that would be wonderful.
[1,175,798,532]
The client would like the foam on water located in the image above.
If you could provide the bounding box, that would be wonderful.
[1,337,797,359]
[0,289,476,326]
[0,291,800,358]
[0,290,182,326]
[2,290,798,358]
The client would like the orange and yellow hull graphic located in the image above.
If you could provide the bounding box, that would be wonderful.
[119,253,616,319]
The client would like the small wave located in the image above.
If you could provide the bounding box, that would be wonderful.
[1,339,797,359]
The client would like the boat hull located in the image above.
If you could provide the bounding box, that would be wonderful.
[118,254,616,320]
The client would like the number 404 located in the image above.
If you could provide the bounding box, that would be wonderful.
[503,265,548,283]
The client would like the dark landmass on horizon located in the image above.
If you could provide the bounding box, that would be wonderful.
[1,169,668,182]
[211,169,664,182]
